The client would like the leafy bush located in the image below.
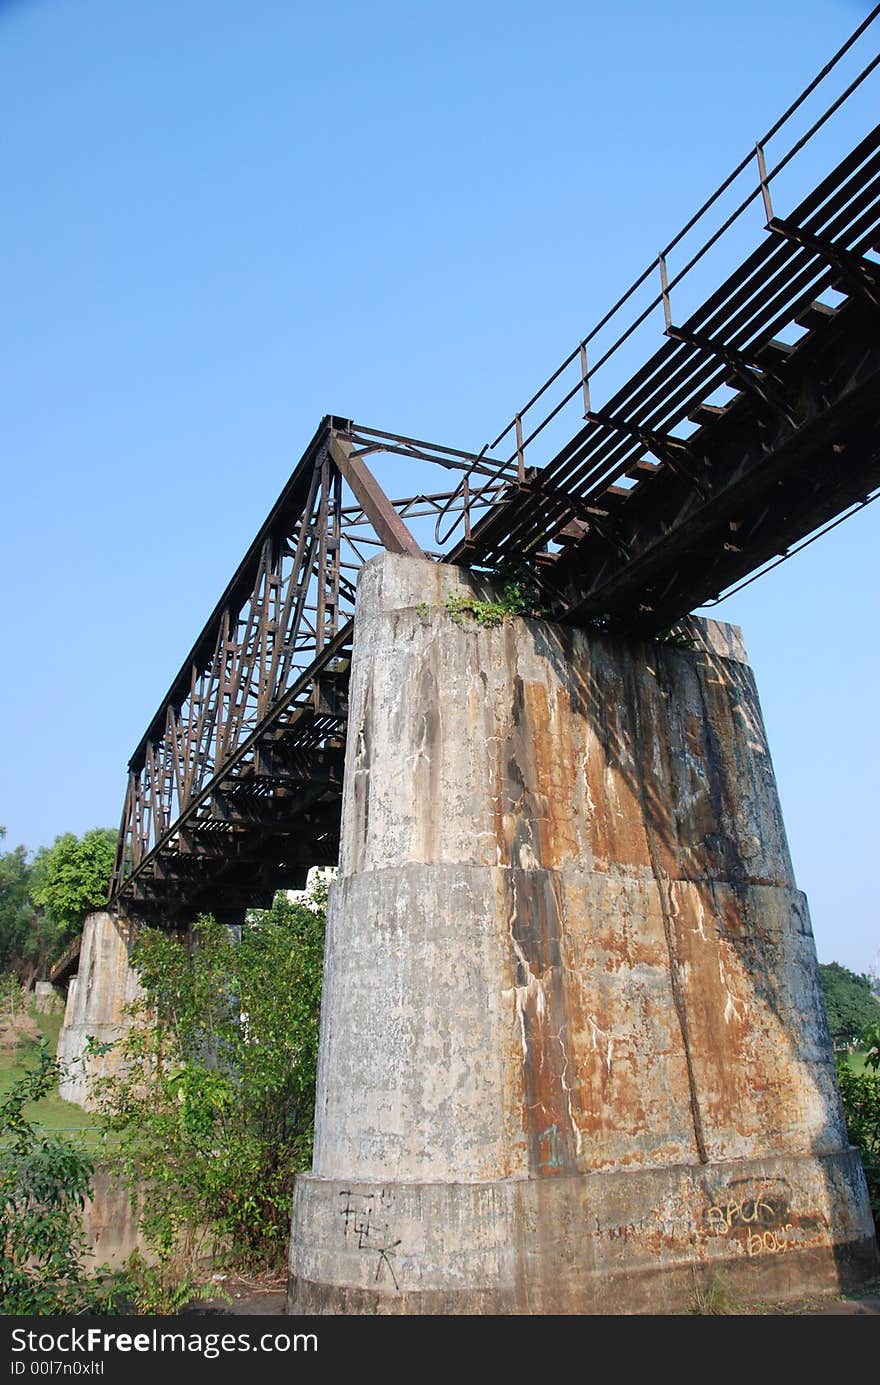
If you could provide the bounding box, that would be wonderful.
[91,886,326,1275]
[0,1046,123,1314]
[862,1022,880,1071]
[836,1059,880,1233]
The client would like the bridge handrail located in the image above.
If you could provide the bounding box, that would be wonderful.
[436,4,880,552]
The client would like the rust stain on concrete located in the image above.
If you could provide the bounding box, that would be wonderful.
[503,871,579,1176]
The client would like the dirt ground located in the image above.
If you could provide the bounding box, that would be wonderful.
[185,1272,287,1315]
[186,1274,880,1316]
[0,1012,39,1051]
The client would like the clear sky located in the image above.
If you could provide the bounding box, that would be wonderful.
[0,0,877,976]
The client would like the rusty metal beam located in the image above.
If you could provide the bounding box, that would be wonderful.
[327,432,425,559]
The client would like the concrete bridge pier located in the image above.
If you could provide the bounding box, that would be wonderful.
[57,910,142,1109]
[288,552,878,1314]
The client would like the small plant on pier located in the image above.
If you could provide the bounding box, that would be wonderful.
[443,565,547,628]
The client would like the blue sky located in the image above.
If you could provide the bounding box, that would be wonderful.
[0,0,877,976]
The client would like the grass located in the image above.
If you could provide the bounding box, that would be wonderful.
[0,1000,103,1147]
[841,1049,871,1076]
[690,1271,743,1315]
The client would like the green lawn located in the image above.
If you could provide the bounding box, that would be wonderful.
[840,1049,872,1076]
[0,1003,104,1148]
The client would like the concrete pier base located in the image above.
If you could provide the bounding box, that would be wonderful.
[290,1151,873,1314]
[288,553,878,1314]
[57,910,141,1110]
[33,980,62,1014]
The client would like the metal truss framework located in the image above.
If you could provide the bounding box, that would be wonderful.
[110,14,880,926]
[110,420,517,922]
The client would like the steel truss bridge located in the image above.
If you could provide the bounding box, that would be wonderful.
[105,14,880,931]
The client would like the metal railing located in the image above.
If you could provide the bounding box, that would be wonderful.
[434,5,880,550]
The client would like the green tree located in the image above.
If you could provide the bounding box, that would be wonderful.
[836,1061,880,1233]
[818,962,880,1042]
[0,827,35,978]
[30,828,116,955]
[91,883,326,1275]
[862,1022,880,1072]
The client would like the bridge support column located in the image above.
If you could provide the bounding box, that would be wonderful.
[57,910,141,1110]
[288,553,878,1314]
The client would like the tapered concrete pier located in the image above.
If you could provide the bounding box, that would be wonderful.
[57,910,141,1109]
[288,552,877,1314]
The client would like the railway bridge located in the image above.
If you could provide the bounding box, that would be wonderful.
[58,15,880,1313]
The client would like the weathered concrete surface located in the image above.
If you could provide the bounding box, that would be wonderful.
[290,1153,874,1314]
[33,980,63,1013]
[80,1170,151,1270]
[57,911,141,1109]
[288,552,878,1314]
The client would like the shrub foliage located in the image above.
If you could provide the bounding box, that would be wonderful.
[0,1047,121,1314]
[92,886,326,1272]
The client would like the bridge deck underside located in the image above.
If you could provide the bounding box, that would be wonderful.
[122,630,352,925]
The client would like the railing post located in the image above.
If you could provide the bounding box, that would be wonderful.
[756,142,774,224]
[579,342,591,418]
[658,252,672,331]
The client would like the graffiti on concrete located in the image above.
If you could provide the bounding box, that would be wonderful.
[339,1188,402,1289]
[746,1225,795,1256]
[705,1196,775,1233]
[704,1193,795,1255]
[537,1123,562,1171]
